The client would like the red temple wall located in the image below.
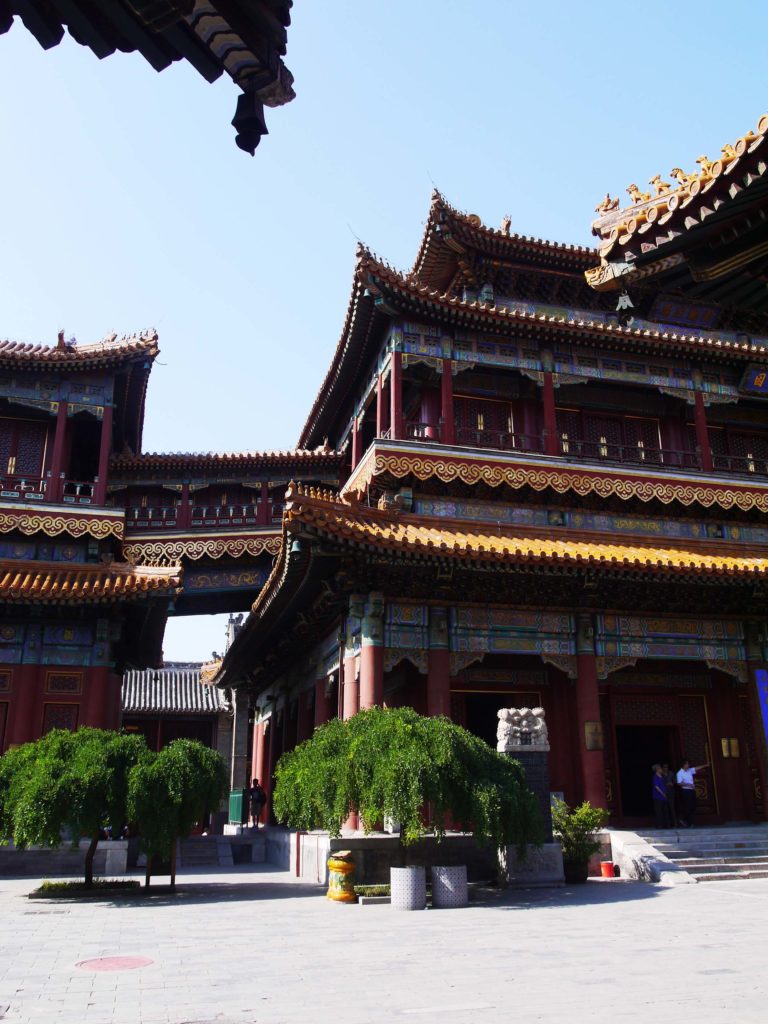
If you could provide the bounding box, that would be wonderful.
[0,664,121,751]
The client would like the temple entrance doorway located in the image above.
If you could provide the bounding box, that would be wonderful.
[615,724,678,819]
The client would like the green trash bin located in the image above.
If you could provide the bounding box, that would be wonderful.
[229,788,248,826]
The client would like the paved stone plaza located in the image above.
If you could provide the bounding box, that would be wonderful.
[0,864,765,1024]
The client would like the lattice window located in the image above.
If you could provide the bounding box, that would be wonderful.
[584,415,622,460]
[0,702,6,752]
[0,418,47,477]
[42,703,79,733]
[0,670,10,692]
[12,421,47,476]
[727,431,768,474]
[623,417,662,465]
[45,672,82,695]
[454,398,511,445]
[708,427,728,470]
[555,408,582,455]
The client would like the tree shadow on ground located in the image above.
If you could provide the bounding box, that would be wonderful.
[471,878,669,911]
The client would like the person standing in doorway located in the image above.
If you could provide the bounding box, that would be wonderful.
[652,764,673,828]
[676,759,708,827]
[249,778,267,828]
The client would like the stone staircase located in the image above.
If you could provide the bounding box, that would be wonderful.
[176,831,266,870]
[636,826,768,882]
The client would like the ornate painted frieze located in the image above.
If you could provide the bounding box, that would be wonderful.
[596,615,745,662]
[385,603,428,650]
[450,608,574,656]
[412,496,768,546]
[349,445,768,514]
[183,567,269,593]
[123,533,280,565]
[0,507,124,540]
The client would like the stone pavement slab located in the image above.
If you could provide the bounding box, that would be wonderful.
[0,863,767,1024]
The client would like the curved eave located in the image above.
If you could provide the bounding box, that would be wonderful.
[110,449,344,475]
[0,334,159,372]
[411,191,596,291]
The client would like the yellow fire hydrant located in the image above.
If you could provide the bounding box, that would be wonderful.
[327,850,357,903]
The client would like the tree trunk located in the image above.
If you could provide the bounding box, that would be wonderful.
[84,833,99,889]
[397,832,407,868]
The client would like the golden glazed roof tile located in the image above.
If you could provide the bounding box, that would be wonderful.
[283,484,768,579]
[0,559,182,603]
[0,330,158,369]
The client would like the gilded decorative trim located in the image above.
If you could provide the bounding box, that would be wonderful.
[124,534,281,565]
[356,452,768,514]
[541,653,578,679]
[705,659,748,684]
[0,509,123,540]
[596,656,638,680]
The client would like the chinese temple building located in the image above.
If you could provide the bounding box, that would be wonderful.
[0,1,295,153]
[218,113,768,827]
[0,327,342,753]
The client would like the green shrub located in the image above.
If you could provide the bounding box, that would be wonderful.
[551,798,608,864]
[274,707,542,857]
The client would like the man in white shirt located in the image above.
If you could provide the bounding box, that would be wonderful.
[676,759,709,827]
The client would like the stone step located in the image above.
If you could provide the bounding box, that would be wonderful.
[673,859,768,872]
[652,841,768,854]
[669,856,768,867]
[692,869,768,882]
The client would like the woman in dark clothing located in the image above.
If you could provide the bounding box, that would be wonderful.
[652,764,673,828]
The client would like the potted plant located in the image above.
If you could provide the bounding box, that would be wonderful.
[551,798,608,884]
[273,707,543,909]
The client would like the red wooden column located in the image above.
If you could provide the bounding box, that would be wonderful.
[250,720,265,787]
[93,404,113,505]
[746,625,768,819]
[342,599,363,831]
[350,416,361,470]
[441,360,455,445]
[6,667,39,747]
[360,593,384,709]
[265,713,283,824]
[177,482,192,528]
[314,673,333,727]
[258,482,270,526]
[575,614,606,808]
[693,391,714,472]
[376,374,385,436]
[542,373,559,457]
[427,606,451,717]
[296,691,314,744]
[46,399,68,502]
[390,351,404,440]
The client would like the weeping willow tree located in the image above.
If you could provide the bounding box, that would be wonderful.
[0,728,150,887]
[273,707,542,859]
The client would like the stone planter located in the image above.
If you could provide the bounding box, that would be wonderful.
[431,865,468,908]
[390,865,426,910]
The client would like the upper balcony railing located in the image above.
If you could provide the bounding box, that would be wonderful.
[124,501,279,532]
[394,422,768,480]
[0,475,46,500]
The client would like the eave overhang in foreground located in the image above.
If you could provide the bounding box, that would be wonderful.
[215,480,768,689]
[343,439,768,517]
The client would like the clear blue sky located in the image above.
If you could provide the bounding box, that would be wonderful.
[1,1,764,660]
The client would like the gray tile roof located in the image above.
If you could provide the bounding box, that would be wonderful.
[122,664,228,715]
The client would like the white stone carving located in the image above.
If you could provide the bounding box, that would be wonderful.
[497,706,549,752]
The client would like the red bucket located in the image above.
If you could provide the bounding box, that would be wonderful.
[600,861,615,878]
